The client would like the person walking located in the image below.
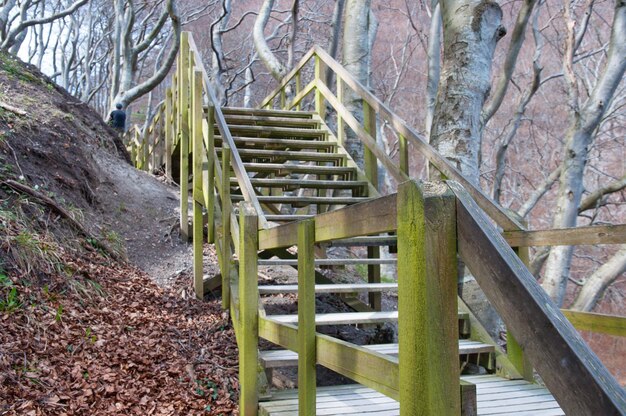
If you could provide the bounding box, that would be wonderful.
[109,103,127,132]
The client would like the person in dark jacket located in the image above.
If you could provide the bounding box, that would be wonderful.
[109,103,126,131]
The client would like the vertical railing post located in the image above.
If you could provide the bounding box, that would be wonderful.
[298,219,316,415]
[363,101,380,310]
[178,32,190,240]
[336,77,344,146]
[165,87,173,180]
[508,218,534,381]
[314,55,326,120]
[206,103,216,244]
[397,180,459,415]
[192,69,205,299]
[280,88,286,110]
[239,202,259,416]
[221,146,232,310]
[399,133,409,176]
[295,70,301,111]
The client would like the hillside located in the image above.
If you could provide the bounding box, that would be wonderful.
[0,53,237,415]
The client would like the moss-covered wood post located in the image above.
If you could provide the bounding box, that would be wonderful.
[397,180,459,415]
[165,87,173,180]
[221,145,232,309]
[336,77,344,146]
[192,69,204,299]
[508,218,534,381]
[295,70,302,111]
[314,55,326,120]
[363,101,381,311]
[178,32,190,240]
[298,219,316,415]
[399,133,408,176]
[206,103,216,244]
[239,202,259,416]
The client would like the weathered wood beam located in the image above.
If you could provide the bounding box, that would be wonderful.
[561,309,626,337]
[449,180,626,415]
[503,224,626,247]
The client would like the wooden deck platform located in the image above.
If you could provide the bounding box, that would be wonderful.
[258,375,564,415]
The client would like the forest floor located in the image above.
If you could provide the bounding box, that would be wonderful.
[0,52,238,415]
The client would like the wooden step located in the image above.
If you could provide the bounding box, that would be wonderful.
[233,178,368,191]
[222,124,327,138]
[267,311,470,326]
[220,107,315,118]
[258,283,398,294]
[216,137,336,150]
[325,236,398,247]
[243,163,356,178]
[218,148,346,163]
[260,340,495,369]
[268,311,399,326]
[231,195,370,206]
[258,376,564,415]
[265,214,315,222]
[223,114,320,128]
[258,258,396,266]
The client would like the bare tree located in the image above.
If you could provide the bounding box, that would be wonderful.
[541,0,626,305]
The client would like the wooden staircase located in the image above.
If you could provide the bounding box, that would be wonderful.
[127,32,626,416]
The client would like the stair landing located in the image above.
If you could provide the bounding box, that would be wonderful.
[258,375,564,416]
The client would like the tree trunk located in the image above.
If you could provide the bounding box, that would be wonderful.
[570,246,626,312]
[541,0,626,305]
[342,0,373,167]
[430,0,506,185]
[253,0,287,80]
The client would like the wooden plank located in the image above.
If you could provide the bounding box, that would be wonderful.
[238,203,259,416]
[191,69,204,299]
[217,136,335,149]
[243,162,355,177]
[450,180,626,415]
[222,106,315,118]
[258,283,398,294]
[235,178,367,190]
[287,79,316,110]
[265,215,315,222]
[220,148,346,163]
[222,114,320,127]
[297,220,316,415]
[397,180,459,416]
[258,194,397,250]
[325,236,397,247]
[268,311,398,326]
[221,146,232,307]
[225,124,327,137]
[315,55,326,119]
[260,340,494,368]
[460,380,477,416]
[503,224,626,247]
[206,108,215,243]
[258,48,317,108]
[257,258,396,266]
[561,309,626,337]
[231,195,369,205]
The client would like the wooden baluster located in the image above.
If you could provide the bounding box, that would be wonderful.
[239,202,259,416]
[397,180,459,416]
[298,219,316,415]
[295,70,301,111]
[363,101,380,310]
[165,88,173,180]
[314,55,325,120]
[192,69,205,299]
[221,146,232,310]
[399,133,408,176]
[508,218,534,381]
[206,103,216,244]
[178,32,190,240]
[336,77,344,146]
[280,88,286,110]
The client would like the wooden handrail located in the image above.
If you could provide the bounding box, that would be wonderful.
[258,46,524,232]
[561,309,626,337]
[186,35,268,229]
[449,180,626,415]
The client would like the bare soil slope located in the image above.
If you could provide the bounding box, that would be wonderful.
[0,53,237,415]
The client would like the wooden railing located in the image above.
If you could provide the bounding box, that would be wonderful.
[125,33,626,415]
